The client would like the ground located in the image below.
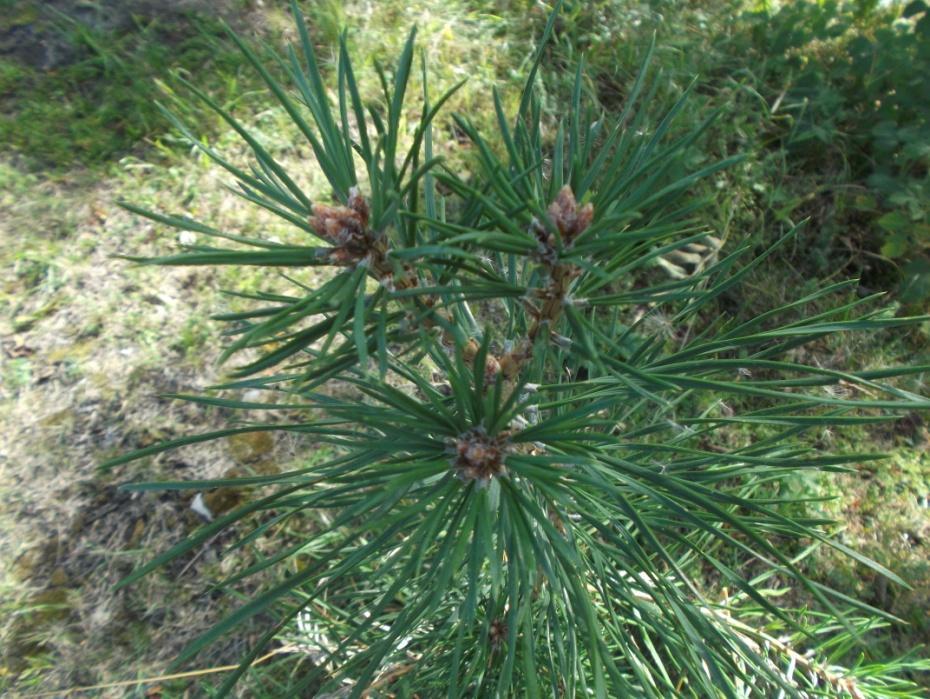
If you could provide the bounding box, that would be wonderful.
[1,0,928,695]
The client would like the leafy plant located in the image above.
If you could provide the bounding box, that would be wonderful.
[740,0,930,305]
[544,1,930,307]
[108,2,930,695]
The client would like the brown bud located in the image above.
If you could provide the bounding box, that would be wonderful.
[547,185,594,244]
[309,191,375,267]
[484,355,501,382]
[347,186,369,228]
[310,203,364,242]
[576,201,594,235]
[499,353,521,379]
[489,618,507,649]
[452,427,509,482]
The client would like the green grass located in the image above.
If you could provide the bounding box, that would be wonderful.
[544,0,930,306]
[0,2,249,169]
[0,0,520,173]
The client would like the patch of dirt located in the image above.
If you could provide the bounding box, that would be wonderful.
[0,162,318,696]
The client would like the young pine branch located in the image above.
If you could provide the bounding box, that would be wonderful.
[108,2,930,696]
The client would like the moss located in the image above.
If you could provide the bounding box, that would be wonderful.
[45,339,96,365]
[227,431,276,465]
[0,2,254,170]
[2,586,74,673]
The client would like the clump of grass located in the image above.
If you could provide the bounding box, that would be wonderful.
[0,2,250,169]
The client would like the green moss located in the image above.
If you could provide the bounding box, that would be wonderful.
[0,3,251,170]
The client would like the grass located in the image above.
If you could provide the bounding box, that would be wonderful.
[0,0,928,695]
[713,277,930,670]
[544,0,930,305]
[0,0,519,173]
[1,2,233,169]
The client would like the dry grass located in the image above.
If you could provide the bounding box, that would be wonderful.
[0,109,328,694]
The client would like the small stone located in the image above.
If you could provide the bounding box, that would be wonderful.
[191,493,214,522]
